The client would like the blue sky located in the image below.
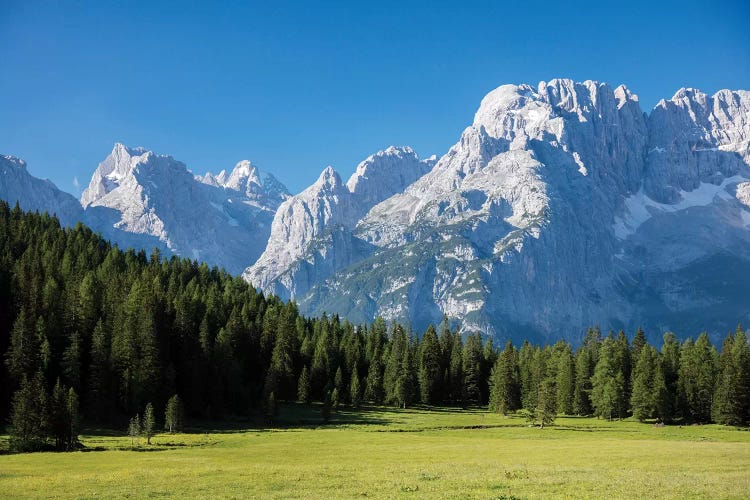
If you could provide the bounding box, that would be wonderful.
[1,1,748,195]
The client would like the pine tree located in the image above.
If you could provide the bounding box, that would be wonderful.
[51,379,71,449]
[652,359,670,422]
[630,346,657,421]
[6,310,39,381]
[143,402,156,445]
[331,388,340,410]
[62,330,83,391]
[418,325,442,404]
[678,333,717,423]
[366,354,385,404]
[449,332,464,404]
[573,328,600,416]
[9,372,50,452]
[164,394,185,433]
[488,341,520,415]
[350,365,362,409]
[535,379,557,428]
[613,331,632,417]
[321,389,332,423]
[659,332,680,422]
[297,365,311,403]
[128,414,141,446]
[462,334,483,403]
[555,345,575,415]
[87,319,111,421]
[631,327,647,370]
[67,387,80,449]
[334,367,344,404]
[713,327,749,425]
[591,338,625,420]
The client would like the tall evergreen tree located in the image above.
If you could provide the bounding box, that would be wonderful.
[297,365,311,404]
[462,334,484,403]
[143,402,156,445]
[630,345,657,421]
[418,325,442,405]
[535,379,557,429]
[488,341,521,414]
[9,372,49,452]
[591,337,625,420]
[164,394,185,433]
[678,334,717,423]
[555,344,575,415]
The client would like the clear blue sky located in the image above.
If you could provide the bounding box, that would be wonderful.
[1,0,748,195]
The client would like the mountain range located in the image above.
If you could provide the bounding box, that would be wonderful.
[2,79,749,343]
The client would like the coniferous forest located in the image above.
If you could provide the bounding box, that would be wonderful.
[2,201,750,451]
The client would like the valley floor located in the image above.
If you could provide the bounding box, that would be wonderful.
[2,405,750,499]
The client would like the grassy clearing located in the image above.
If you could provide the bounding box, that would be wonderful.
[2,405,750,499]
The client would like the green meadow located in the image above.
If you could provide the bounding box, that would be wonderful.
[2,405,750,499]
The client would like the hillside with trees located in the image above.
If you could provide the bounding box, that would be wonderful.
[1,201,749,451]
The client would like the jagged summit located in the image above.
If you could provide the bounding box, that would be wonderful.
[245,79,750,343]
[198,158,290,207]
[76,143,292,273]
[2,79,749,343]
[2,155,27,169]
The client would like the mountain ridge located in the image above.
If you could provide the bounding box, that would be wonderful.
[246,79,750,343]
[1,78,749,343]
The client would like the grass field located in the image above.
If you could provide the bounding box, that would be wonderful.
[2,404,750,499]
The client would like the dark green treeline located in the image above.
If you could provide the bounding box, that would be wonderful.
[2,201,749,436]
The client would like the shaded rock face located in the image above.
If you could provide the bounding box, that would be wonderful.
[0,155,85,227]
[246,80,750,344]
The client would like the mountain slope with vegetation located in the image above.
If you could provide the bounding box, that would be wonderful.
[1,202,749,452]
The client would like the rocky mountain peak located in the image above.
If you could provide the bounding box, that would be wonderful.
[2,155,27,170]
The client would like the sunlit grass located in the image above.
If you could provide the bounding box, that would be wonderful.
[2,404,749,498]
